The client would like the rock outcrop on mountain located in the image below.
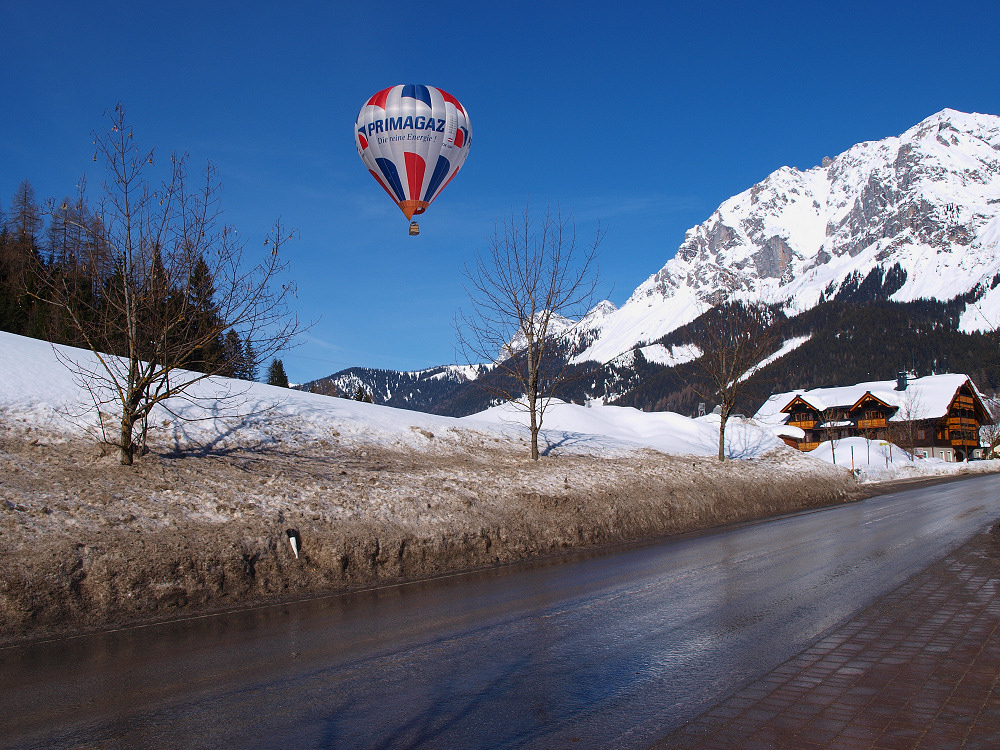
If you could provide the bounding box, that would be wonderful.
[573,109,1000,364]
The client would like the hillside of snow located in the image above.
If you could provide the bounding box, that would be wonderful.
[0,330,782,460]
[573,109,1000,364]
[2,330,993,484]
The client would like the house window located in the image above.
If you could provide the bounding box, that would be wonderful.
[917,429,925,440]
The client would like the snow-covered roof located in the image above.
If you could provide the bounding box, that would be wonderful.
[771,424,805,439]
[754,373,983,426]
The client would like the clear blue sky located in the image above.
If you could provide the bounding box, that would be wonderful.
[3,1,999,382]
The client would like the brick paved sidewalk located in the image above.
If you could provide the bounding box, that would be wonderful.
[657,527,1000,749]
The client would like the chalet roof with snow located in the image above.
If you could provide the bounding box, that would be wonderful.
[754,373,987,426]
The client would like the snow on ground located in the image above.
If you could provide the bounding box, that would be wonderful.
[1,330,995,483]
[637,343,701,368]
[0,331,784,460]
[0,330,462,454]
[738,335,812,383]
[6,330,998,641]
[802,436,1000,483]
[466,402,783,458]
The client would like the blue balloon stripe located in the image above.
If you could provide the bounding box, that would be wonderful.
[401,84,432,108]
[375,157,406,202]
[423,154,452,202]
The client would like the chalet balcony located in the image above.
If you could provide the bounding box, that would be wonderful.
[951,438,979,447]
[799,441,821,451]
[856,418,887,430]
[947,416,979,429]
[949,431,979,446]
[788,419,818,429]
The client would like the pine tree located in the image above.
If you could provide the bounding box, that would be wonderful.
[267,358,289,387]
[243,339,259,381]
[0,182,45,336]
[10,181,42,244]
[184,255,225,372]
[221,329,243,378]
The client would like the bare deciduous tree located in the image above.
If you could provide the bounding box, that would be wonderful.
[862,425,879,466]
[820,406,848,465]
[457,204,601,460]
[689,300,777,461]
[896,388,924,461]
[980,400,1000,459]
[36,105,301,465]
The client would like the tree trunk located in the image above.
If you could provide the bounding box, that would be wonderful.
[717,414,727,461]
[118,384,144,466]
[119,415,135,466]
[529,397,540,461]
[527,347,540,461]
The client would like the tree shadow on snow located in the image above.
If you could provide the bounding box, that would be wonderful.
[721,422,775,460]
[540,430,619,456]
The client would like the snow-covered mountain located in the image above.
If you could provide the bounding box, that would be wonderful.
[574,108,1000,364]
[299,363,486,410]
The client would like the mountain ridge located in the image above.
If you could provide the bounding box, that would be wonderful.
[571,108,1000,364]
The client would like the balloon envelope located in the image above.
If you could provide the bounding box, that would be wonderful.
[355,85,472,221]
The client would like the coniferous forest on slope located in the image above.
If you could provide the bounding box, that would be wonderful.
[610,298,1000,417]
[0,180,259,380]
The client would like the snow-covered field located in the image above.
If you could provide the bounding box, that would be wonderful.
[803,436,1000,483]
[1,330,994,481]
[0,330,778,460]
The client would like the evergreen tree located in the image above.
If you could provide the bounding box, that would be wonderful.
[243,340,259,381]
[184,255,226,372]
[0,182,45,336]
[10,181,42,244]
[221,329,243,378]
[267,358,289,387]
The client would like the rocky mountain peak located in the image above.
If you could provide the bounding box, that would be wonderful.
[572,109,1000,365]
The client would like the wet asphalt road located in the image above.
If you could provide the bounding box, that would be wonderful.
[2,473,999,749]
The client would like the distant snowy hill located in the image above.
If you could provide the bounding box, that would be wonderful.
[573,108,1000,364]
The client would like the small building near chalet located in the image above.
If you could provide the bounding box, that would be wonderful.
[754,373,990,462]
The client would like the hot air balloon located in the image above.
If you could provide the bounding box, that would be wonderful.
[355,85,471,235]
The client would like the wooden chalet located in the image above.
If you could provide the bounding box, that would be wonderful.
[754,373,990,462]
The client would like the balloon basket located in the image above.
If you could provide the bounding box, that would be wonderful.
[408,221,420,236]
